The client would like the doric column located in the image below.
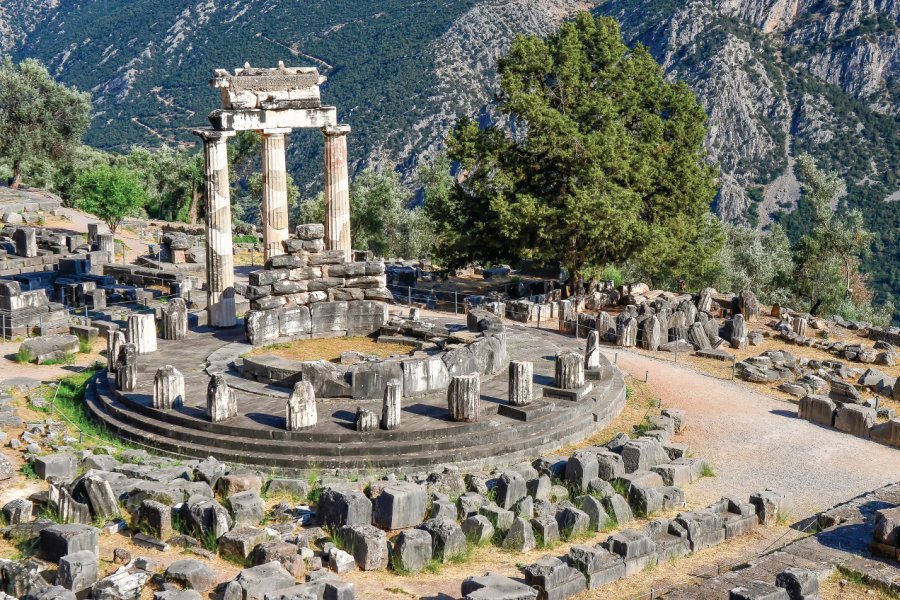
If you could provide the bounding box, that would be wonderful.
[322,124,352,261]
[261,129,291,261]
[193,129,237,328]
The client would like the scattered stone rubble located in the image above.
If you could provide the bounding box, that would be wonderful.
[0,395,767,600]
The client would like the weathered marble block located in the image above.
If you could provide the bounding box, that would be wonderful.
[207,372,236,422]
[161,298,188,341]
[286,381,317,430]
[448,374,480,422]
[355,407,378,432]
[127,313,157,354]
[555,351,584,390]
[508,360,533,406]
[115,343,138,392]
[585,331,601,369]
[381,382,401,430]
[153,365,185,410]
[106,330,125,372]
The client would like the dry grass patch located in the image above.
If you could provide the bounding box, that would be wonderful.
[820,570,900,599]
[246,336,415,363]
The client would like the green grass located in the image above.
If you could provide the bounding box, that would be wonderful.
[15,347,33,364]
[610,479,630,498]
[700,462,716,478]
[835,566,900,598]
[41,352,76,366]
[19,462,39,480]
[79,338,92,353]
[233,234,261,244]
[32,367,136,452]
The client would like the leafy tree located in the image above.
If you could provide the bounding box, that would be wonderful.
[0,57,91,189]
[791,154,874,316]
[714,222,793,304]
[428,14,718,291]
[74,164,147,234]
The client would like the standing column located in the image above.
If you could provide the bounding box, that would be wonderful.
[193,129,236,328]
[261,129,290,261]
[322,124,352,261]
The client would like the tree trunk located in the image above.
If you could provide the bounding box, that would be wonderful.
[810,298,823,316]
[189,185,201,225]
[10,162,22,190]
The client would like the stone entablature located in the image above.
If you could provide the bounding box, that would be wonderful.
[211,62,326,112]
[243,223,391,346]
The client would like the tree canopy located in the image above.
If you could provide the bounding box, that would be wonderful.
[0,57,91,189]
[74,164,147,234]
[791,154,874,316]
[427,13,719,290]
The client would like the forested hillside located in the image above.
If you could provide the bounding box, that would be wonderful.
[1,0,896,315]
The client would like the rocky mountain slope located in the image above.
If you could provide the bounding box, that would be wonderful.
[2,0,897,306]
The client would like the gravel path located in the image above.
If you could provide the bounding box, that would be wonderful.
[608,347,900,517]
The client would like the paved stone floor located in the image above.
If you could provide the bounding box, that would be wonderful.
[125,318,599,435]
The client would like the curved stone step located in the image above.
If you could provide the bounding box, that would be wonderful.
[86,371,626,473]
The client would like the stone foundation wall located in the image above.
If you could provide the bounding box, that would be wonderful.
[244,224,391,345]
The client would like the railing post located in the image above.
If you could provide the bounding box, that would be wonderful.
[454,291,458,315]
[407,286,411,308]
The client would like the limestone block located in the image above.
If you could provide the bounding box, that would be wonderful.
[371,481,427,530]
[160,298,188,341]
[40,524,100,562]
[480,503,515,531]
[577,495,609,531]
[834,404,875,437]
[251,541,305,578]
[798,395,835,427]
[567,544,625,589]
[731,314,748,349]
[138,500,172,540]
[447,374,480,422]
[556,507,590,539]
[286,381,316,431]
[380,382,401,430]
[392,529,433,574]
[230,562,295,600]
[186,498,232,539]
[2,498,32,524]
[729,581,790,600]
[13,227,37,258]
[218,526,272,559]
[34,453,77,481]
[621,438,670,473]
[341,524,388,571]
[418,518,466,562]
[310,301,349,335]
[870,418,900,448]
[496,471,527,510]
[792,317,808,337]
[601,494,634,526]
[617,318,638,347]
[153,366,185,410]
[461,515,495,545]
[127,313,157,354]
[508,360,533,406]
[165,559,218,593]
[501,517,535,552]
[278,305,311,337]
[565,451,599,493]
[642,315,663,351]
[318,489,372,529]
[523,556,586,599]
[57,550,98,594]
[228,491,265,527]
[245,309,280,346]
[207,372,236,423]
[403,354,450,397]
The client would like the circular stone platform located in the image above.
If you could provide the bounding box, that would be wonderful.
[85,318,626,473]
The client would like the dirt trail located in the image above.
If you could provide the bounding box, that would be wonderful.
[608,347,900,516]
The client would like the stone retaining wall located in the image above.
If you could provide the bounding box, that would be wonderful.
[798,394,900,448]
[244,224,391,345]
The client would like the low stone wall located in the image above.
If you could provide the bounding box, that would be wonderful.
[868,326,900,347]
[242,311,509,400]
[244,224,392,345]
[797,394,900,448]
